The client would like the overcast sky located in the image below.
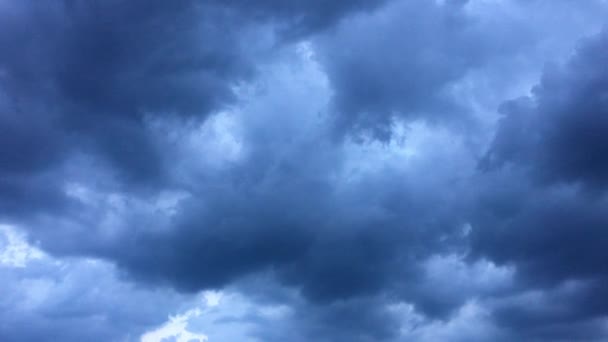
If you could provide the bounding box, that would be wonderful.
[1,1,608,341]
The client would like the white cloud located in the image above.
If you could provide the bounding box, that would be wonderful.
[0,224,43,268]
[141,307,208,342]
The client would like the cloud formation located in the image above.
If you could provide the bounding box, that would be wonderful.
[1,0,608,341]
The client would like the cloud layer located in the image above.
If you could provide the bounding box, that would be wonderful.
[1,0,608,341]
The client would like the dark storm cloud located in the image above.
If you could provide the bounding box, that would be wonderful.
[483,30,608,188]
[471,30,608,340]
[0,0,385,219]
[0,0,248,216]
[476,29,608,286]
[473,185,608,286]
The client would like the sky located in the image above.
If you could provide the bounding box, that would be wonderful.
[1,0,608,341]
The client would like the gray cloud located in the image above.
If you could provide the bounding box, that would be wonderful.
[2,0,608,341]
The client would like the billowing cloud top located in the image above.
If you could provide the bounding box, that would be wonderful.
[1,1,608,341]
